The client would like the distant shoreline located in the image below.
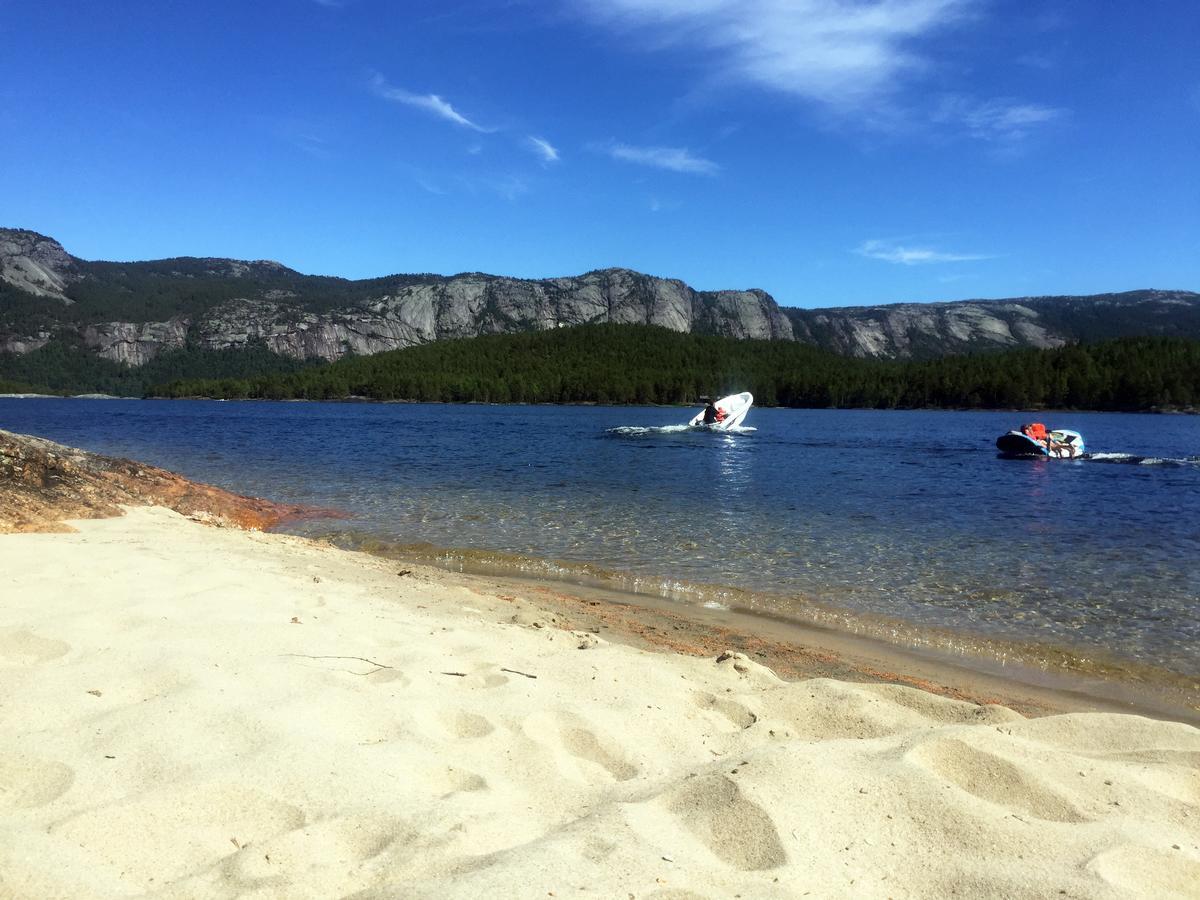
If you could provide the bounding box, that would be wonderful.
[3,393,1197,414]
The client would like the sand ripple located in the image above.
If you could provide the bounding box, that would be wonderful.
[2,507,1197,899]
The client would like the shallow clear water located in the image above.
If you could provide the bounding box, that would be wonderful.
[4,399,1198,677]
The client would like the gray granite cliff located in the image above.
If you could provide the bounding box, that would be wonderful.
[2,228,1196,366]
[0,230,792,366]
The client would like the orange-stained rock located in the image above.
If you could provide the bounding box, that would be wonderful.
[0,429,344,533]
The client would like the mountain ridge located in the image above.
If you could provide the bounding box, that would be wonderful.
[2,227,1196,367]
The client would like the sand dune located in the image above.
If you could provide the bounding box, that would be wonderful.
[1,507,1198,898]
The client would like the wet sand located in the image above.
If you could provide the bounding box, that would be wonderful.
[341,542,1200,726]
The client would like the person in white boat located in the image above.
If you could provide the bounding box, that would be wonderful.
[701,398,726,425]
[1021,422,1078,457]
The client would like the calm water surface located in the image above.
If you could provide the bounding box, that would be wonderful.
[4,399,1198,678]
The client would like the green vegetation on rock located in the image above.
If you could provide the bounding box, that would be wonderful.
[0,377,53,395]
[0,339,318,396]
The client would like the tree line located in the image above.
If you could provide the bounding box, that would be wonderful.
[149,325,1200,411]
[0,338,316,396]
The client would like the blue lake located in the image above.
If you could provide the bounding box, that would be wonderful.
[4,399,1198,679]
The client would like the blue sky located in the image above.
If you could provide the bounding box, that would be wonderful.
[2,0,1196,308]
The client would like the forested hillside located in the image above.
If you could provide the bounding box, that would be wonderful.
[152,325,1200,412]
[0,340,317,396]
[0,377,45,395]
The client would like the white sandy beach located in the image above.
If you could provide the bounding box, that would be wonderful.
[2,506,1198,899]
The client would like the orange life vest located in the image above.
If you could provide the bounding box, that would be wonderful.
[1024,422,1048,441]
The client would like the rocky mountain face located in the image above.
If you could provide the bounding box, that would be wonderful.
[0,229,792,367]
[1,227,1197,367]
[0,229,77,303]
[784,290,1200,359]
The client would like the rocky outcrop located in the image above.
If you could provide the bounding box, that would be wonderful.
[0,229,76,302]
[23,267,793,366]
[356,270,792,348]
[696,289,792,340]
[787,302,1061,358]
[0,429,343,533]
[785,290,1200,359]
[1,332,52,355]
[192,298,435,359]
[82,319,191,366]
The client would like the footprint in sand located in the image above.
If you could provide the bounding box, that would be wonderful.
[430,765,488,797]
[0,627,70,666]
[559,717,638,782]
[0,754,74,809]
[50,784,306,885]
[1087,844,1200,896]
[907,737,1087,823]
[405,758,489,797]
[227,815,415,883]
[445,710,495,739]
[451,668,510,690]
[692,691,758,730]
[581,835,618,863]
[1089,748,1200,805]
[366,668,412,687]
[664,773,786,871]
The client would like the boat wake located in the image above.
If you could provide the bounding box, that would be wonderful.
[1086,452,1200,467]
[606,424,757,436]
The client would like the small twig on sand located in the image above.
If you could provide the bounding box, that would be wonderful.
[440,671,468,677]
[279,653,394,674]
[501,667,537,679]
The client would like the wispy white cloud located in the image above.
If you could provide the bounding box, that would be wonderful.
[856,239,993,265]
[933,95,1064,141]
[527,135,560,163]
[578,0,973,110]
[603,142,718,174]
[370,74,493,132]
[579,1,1062,142]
